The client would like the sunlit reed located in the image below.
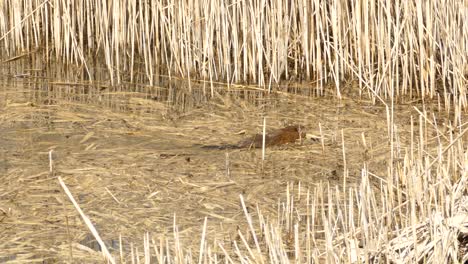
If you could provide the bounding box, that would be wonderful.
[0,0,466,108]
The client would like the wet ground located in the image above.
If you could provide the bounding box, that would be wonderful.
[0,61,458,262]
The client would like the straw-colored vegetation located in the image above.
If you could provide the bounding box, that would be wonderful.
[0,0,467,263]
[1,0,467,103]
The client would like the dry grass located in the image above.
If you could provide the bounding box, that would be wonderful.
[0,73,466,262]
[0,0,467,263]
[0,0,467,106]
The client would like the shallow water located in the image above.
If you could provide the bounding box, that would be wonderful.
[0,57,458,262]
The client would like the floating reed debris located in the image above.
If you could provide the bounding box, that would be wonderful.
[0,0,467,106]
[0,78,466,262]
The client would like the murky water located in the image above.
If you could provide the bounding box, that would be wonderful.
[0,57,456,262]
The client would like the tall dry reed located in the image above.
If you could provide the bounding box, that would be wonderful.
[0,0,466,106]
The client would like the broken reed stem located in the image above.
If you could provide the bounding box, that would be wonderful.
[341,129,347,194]
[198,217,208,264]
[58,176,116,264]
[262,117,266,161]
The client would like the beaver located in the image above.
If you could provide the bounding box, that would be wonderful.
[202,125,306,149]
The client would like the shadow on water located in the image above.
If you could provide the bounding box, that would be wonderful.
[0,54,330,118]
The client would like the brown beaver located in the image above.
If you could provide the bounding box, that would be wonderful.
[202,125,306,149]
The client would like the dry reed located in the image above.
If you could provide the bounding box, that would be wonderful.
[1,1,467,263]
[0,0,467,107]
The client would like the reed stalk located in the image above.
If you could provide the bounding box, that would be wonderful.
[0,0,466,107]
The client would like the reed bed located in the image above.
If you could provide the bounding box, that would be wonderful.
[0,75,466,262]
[95,170,467,263]
[0,0,467,106]
[0,1,467,263]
